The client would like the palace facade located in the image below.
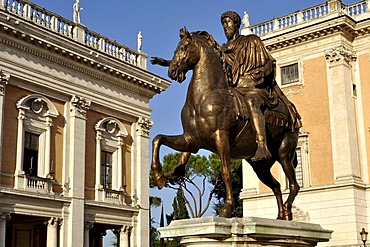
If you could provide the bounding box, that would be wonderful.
[241,0,370,246]
[0,0,170,246]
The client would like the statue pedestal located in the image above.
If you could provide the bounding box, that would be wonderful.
[158,216,332,247]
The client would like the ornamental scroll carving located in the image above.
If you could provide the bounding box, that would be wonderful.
[0,70,10,95]
[70,95,91,117]
[137,117,153,137]
[325,46,357,66]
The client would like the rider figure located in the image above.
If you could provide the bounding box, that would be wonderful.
[220,11,301,161]
[220,11,277,161]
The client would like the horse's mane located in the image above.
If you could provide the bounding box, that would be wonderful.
[192,31,222,57]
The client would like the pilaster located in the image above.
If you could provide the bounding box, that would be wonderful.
[67,95,90,247]
[133,116,152,247]
[0,71,9,182]
[325,46,362,184]
[0,212,10,247]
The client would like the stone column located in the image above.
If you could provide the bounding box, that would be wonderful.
[43,117,52,177]
[133,117,152,247]
[67,95,91,247]
[0,212,10,247]
[84,221,94,247]
[0,71,9,182]
[46,217,59,247]
[119,225,132,247]
[95,130,103,201]
[325,46,361,184]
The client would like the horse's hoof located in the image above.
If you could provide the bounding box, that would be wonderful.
[283,204,293,221]
[284,212,293,221]
[219,204,232,218]
[153,170,167,189]
[276,213,285,220]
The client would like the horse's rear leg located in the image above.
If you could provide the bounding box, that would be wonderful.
[278,133,300,221]
[151,134,194,189]
[214,132,233,218]
[249,159,285,220]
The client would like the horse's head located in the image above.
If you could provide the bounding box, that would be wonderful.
[168,27,200,83]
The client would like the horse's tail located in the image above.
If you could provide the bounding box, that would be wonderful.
[293,151,298,168]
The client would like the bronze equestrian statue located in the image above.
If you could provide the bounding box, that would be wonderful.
[151,11,301,220]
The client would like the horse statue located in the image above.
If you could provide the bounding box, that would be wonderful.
[151,27,300,220]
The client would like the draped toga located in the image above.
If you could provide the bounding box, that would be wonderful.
[221,34,275,89]
[221,34,302,130]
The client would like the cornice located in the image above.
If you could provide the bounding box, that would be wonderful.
[0,11,171,99]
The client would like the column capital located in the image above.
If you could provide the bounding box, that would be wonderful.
[0,212,11,221]
[325,46,357,66]
[0,70,9,96]
[136,117,153,137]
[70,95,91,118]
[85,220,94,229]
[47,217,62,227]
[122,225,133,233]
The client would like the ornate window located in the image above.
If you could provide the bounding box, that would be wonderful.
[14,95,59,190]
[95,117,128,203]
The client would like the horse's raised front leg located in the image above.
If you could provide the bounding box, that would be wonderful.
[151,134,195,189]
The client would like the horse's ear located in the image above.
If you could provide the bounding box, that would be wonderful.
[179,26,190,39]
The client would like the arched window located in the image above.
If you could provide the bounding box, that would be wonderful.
[14,95,59,189]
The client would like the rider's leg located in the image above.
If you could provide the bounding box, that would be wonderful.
[245,95,272,161]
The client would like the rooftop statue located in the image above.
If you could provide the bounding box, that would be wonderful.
[137,31,143,52]
[73,0,83,23]
[151,11,301,220]
[242,11,250,27]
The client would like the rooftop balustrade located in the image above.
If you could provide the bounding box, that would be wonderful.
[249,0,369,37]
[1,0,147,69]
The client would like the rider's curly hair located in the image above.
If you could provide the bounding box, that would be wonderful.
[221,11,241,29]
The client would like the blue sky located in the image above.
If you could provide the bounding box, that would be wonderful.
[28,0,356,244]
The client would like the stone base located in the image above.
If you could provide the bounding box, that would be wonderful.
[158,217,332,247]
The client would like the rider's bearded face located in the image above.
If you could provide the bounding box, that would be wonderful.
[222,17,237,40]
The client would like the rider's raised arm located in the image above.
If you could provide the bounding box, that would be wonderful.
[150,57,171,67]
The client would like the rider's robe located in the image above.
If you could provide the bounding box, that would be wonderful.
[221,34,302,130]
